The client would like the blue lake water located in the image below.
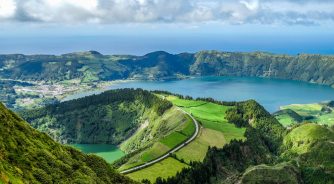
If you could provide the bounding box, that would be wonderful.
[64,76,334,113]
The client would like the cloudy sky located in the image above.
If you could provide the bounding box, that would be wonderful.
[0,0,333,54]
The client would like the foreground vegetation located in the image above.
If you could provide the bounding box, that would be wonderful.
[0,103,136,184]
[4,88,333,183]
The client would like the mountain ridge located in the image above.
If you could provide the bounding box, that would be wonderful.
[1,50,334,86]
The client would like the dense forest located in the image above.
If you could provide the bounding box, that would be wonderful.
[20,88,172,145]
[1,51,334,87]
[0,103,136,184]
[151,100,334,184]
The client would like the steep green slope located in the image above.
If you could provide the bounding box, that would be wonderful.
[0,103,136,184]
[20,89,173,145]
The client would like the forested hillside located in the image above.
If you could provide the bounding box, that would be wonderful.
[19,89,197,175]
[1,51,334,86]
[20,89,173,145]
[0,103,136,184]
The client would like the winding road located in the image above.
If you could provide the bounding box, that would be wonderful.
[120,108,199,174]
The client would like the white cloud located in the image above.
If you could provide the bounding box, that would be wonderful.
[0,0,16,19]
[240,0,259,11]
[0,0,334,25]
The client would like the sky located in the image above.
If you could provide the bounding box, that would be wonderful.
[0,0,334,55]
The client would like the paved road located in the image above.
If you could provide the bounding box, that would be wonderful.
[120,108,199,174]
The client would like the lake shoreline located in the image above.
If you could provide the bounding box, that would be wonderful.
[61,76,334,113]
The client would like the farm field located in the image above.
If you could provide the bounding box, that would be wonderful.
[167,96,246,163]
[126,95,246,182]
[119,110,196,171]
[175,128,226,163]
[120,95,245,181]
[126,157,189,183]
[167,96,246,141]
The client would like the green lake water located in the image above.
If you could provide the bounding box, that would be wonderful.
[71,144,125,163]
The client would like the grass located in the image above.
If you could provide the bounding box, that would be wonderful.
[199,118,246,143]
[165,95,246,163]
[160,132,188,148]
[275,114,298,127]
[177,116,196,136]
[283,123,334,155]
[126,157,189,183]
[175,128,226,163]
[185,103,230,122]
[279,103,334,126]
[119,107,196,170]
[281,104,323,116]
[122,95,246,180]
[141,143,171,162]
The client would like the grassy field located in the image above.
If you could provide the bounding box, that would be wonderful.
[141,143,170,162]
[160,132,188,148]
[123,95,246,181]
[126,157,189,183]
[199,118,245,142]
[119,107,196,171]
[167,96,246,162]
[275,114,297,127]
[278,103,334,126]
[175,128,226,163]
[282,104,323,116]
[177,116,196,136]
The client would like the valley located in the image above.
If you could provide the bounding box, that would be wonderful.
[1,50,334,183]
[1,87,334,183]
[2,1,334,183]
